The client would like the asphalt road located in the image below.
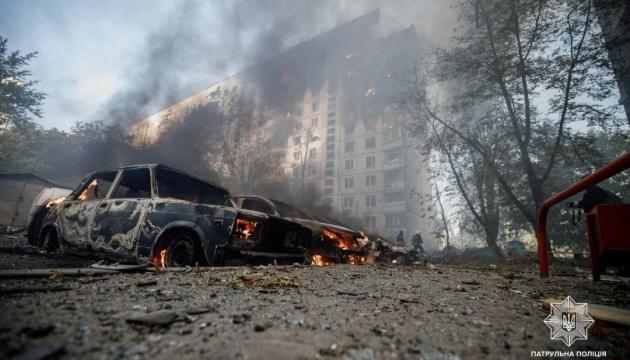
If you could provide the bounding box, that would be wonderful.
[0,234,629,360]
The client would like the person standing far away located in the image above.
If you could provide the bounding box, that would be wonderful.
[396,230,404,245]
[412,231,424,254]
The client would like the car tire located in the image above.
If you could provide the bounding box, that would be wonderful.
[39,227,59,252]
[166,234,196,267]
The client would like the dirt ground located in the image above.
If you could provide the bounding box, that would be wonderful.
[1,234,629,360]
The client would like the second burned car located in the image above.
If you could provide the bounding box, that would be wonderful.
[232,195,372,265]
[29,165,311,266]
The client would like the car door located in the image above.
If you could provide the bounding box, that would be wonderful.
[90,167,152,258]
[58,171,118,249]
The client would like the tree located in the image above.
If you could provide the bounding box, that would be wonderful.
[401,0,626,255]
[0,36,45,128]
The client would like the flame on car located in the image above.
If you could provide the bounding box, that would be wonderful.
[46,196,67,208]
[233,218,260,241]
[310,228,372,266]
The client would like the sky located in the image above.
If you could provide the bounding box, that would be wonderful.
[0,0,456,131]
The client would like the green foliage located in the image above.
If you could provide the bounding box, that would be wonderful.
[0,36,46,128]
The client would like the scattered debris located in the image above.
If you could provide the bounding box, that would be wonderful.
[234,270,301,288]
[126,310,180,327]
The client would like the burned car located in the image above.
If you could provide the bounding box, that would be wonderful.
[29,165,311,266]
[232,195,372,265]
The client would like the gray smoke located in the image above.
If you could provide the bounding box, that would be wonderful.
[96,0,456,126]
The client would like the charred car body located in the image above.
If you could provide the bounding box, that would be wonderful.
[232,195,372,265]
[29,165,311,266]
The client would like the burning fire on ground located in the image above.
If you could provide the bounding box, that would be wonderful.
[152,249,168,269]
[310,228,372,266]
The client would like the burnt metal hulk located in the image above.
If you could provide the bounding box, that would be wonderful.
[30,165,311,266]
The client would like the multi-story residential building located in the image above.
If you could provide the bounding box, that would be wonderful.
[130,10,434,247]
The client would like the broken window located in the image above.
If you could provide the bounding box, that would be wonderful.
[111,168,151,199]
[156,167,229,205]
[366,155,376,168]
[76,171,117,201]
[241,199,274,215]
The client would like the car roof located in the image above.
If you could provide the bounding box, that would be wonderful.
[87,164,230,194]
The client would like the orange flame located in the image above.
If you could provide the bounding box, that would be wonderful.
[234,218,259,241]
[160,249,167,269]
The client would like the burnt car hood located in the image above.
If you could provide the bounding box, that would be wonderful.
[285,218,362,237]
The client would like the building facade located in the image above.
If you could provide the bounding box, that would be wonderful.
[131,10,434,247]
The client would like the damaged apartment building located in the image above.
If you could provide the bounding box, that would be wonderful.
[131,10,433,247]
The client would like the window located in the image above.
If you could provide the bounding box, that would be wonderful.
[327,135,335,143]
[364,216,376,230]
[342,196,354,209]
[345,141,354,153]
[366,175,376,187]
[385,214,405,228]
[384,169,404,184]
[385,148,402,162]
[324,197,333,205]
[311,117,318,127]
[241,199,274,215]
[384,127,401,142]
[326,151,335,159]
[324,188,333,195]
[366,195,376,207]
[366,155,376,168]
[326,143,335,151]
[325,169,334,176]
[385,192,405,203]
[293,136,301,145]
[344,177,354,189]
[156,167,229,205]
[344,159,354,170]
[312,102,319,112]
[324,178,333,186]
[325,161,334,169]
[365,137,376,149]
[327,119,336,126]
[293,152,301,161]
[111,168,151,199]
[309,148,317,159]
[345,123,355,135]
[327,128,335,135]
[307,165,316,176]
[328,111,336,118]
[75,171,117,201]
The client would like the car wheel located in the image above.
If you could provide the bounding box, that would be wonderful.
[166,234,196,267]
[39,227,59,251]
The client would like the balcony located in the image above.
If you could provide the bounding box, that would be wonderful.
[384,181,405,192]
[383,158,404,170]
[381,200,406,213]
